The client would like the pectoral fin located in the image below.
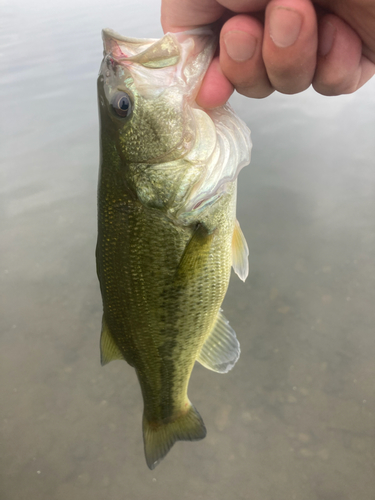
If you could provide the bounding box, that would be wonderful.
[197,311,240,373]
[174,223,215,284]
[100,316,124,366]
[232,219,249,282]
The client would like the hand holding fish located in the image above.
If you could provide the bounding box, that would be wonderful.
[161,0,375,107]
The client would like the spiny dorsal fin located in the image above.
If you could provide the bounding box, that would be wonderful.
[197,311,240,373]
[232,219,249,282]
[100,316,124,366]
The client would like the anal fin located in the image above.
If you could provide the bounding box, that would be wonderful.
[100,315,124,366]
[232,219,249,282]
[197,311,240,373]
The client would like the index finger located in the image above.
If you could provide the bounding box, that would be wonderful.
[161,0,271,33]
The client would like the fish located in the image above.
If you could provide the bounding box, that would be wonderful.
[96,26,252,470]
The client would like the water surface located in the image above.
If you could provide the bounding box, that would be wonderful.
[1,1,375,499]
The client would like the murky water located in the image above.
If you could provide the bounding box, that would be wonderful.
[1,1,375,498]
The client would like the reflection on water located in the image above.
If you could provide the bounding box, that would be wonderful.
[1,0,375,498]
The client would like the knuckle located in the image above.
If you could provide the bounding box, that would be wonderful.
[270,71,312,94]
[313,72,360,96]
[266,58,315,94]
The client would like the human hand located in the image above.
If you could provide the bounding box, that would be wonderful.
[161,0,375,108]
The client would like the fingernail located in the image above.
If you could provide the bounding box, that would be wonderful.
[223,30,257,62]
[319,20,336,56]
[269,6,302,48]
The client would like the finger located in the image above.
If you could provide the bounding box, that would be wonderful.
[262,0,318,94]
[313,14,375,95]
[161,0,225,32]
[196,57,234,108]
[219,14,274,98]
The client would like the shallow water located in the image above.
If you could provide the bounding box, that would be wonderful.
[1,1,375,498]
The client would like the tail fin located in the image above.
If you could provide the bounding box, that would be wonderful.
[143,404,206,470]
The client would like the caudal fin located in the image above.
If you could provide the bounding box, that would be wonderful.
[143,404,206,470]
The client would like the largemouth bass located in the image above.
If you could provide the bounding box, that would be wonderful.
[96,27,252,469]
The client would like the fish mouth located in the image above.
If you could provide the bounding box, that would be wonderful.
[101,27,216,71]
[102,29,181,69]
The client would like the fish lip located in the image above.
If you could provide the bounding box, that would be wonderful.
[101,26,217,52]
[102,28,157,46]
[102,29,157,62]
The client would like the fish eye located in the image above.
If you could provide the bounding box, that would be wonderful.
[110,91,132,118]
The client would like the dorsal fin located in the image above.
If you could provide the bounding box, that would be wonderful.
[100,316,124,366]
[232,219,249,282]
[197,311,240,373]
